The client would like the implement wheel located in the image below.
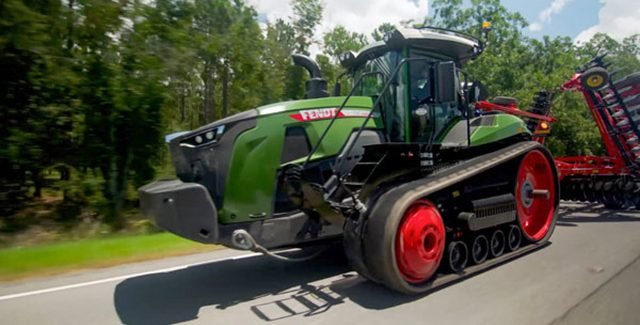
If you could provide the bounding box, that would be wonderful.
[515,150,558,242]
[581,67,609,91]
[364,200,446,294]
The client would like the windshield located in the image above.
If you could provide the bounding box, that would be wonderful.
[352,50,405,141]
[352,50,402,97]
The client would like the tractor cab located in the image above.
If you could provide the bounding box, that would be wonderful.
[339,27,483,145]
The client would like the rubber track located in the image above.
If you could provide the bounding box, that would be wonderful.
[356,141,559,294]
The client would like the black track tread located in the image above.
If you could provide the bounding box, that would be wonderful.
[361,141,559,294]
[343,218,380,283]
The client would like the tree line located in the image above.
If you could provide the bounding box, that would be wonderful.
[1,0,638,231]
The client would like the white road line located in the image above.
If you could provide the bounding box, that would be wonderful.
[0,252,262,302]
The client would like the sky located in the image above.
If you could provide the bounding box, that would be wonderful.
[247,0,640,52]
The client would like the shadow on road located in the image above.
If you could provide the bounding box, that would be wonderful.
[557,203,640,226]
[114,244,552,324]
[113,205,614,324]
[113,244,437,324]
[113,247,351,325]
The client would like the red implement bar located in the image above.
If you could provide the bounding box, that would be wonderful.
[475,101,556,123]
[475,100,555,144]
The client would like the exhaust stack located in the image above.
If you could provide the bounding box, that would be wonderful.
[292,54,329,99]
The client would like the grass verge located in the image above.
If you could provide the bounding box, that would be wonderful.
[0,233,218,282]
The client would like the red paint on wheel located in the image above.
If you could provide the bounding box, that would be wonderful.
[395,201,445,283]
[515,150,556,241]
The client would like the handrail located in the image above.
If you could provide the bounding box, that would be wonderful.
[302,71,385,167]
[332,57,443,176]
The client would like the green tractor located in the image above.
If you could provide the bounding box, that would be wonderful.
[140,27,559,294]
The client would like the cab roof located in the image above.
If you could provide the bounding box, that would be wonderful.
[342,27,482,69]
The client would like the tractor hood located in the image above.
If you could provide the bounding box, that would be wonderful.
[167,109,258,210]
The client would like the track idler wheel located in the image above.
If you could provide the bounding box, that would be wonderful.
[507,225,522,251]
[394,201,446,283]
[446,241,468,273]
[362,199,447,294]
[490,230,506,257]
[470,235,489,265]
[515,149,558,243]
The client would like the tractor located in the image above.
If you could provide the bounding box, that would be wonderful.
[140,26,559,294]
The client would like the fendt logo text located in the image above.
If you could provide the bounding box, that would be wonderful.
[289,108,369,121]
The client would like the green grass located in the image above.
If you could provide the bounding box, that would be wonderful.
[0,233,218,281]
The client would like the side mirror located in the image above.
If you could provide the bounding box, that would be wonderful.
[436,61,457,103]
[464,81,488,103]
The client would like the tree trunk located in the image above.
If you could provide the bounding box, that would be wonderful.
[179,84,186,122]
[32,170,43,198]
[222,58,230,117]
[202,58,217,123]
[66,0,75,55]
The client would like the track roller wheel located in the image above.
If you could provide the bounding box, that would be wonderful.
[470,235,489,265]
[507,225,522,251]
[446,241,468,273]
[490,230,506,257]
[515,150,557,242]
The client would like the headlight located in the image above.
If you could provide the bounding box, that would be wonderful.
[180,125,225,148]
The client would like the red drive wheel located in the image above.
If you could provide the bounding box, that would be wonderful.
[515,150,557,242]
[395,200,446,283]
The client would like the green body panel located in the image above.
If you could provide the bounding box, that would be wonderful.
[468,114,530,146]
[219,96,375,224]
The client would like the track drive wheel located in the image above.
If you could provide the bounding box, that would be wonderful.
[364,200,446,294]
[515,149,558,243]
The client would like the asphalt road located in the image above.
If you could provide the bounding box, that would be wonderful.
[0,202,639,325]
